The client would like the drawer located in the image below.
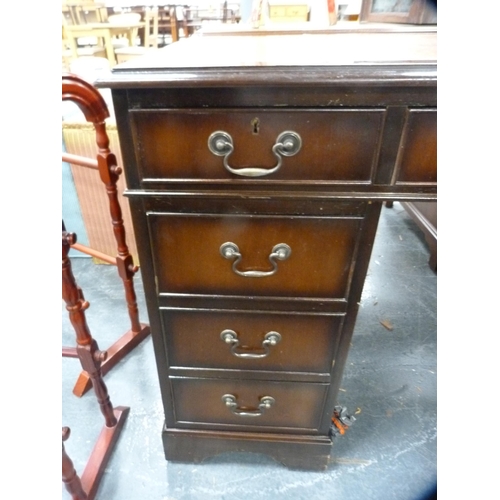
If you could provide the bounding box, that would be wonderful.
[162,308,343,373]
[148,212,363,298]
[131,109,385,182]
[394,108,437,184]
[171,377,328,431]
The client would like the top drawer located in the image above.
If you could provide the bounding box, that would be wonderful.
[130,108,385,183]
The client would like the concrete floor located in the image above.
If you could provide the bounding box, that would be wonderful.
[62,202,437,500]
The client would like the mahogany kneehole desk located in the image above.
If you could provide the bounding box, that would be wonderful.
[98,30,437,470]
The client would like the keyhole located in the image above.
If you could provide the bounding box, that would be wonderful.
[251,118,260,134]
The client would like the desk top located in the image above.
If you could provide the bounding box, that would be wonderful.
[98,29,436,89]
[198,21,437,36]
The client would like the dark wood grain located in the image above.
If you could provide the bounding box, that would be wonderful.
[163,427,333,470]
[394,108,437,184]
[171,377,329,431]
[148,212,363,298]
[102,30,437,469]
[163,308,343,373]
[131,109,384,182]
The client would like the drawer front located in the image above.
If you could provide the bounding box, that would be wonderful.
[162,309,343,373]
[148,213,363,298]
[394,108,437,184]
[171,377,328,431]
[131,109,384,182]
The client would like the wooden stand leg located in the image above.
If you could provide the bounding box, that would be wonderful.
[80,406,130,500]
[63,410,130,500]
[62,428,88,500]
[63,226,116,426]
[62,225,131,500]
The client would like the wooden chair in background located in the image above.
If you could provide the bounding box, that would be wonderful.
[62,2,144,67]
[62,73,150,397]
[158,5,181,45]
[114,7,160,64]
[62,14,106,70]
[107,11,142,50]
[63,1,109,25]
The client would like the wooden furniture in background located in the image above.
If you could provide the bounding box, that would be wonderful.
[108,4,182,45]
[62,3,108,68]
[62,3,144,66]
[179,2,240,36]
[158,5,181,43]
[107,11,142,49]
[62,73,150,397]
[268,2,310,22]
[64,20,144,66]
[99,29,436,470]
[402,201,437,271]
[63,1,108,25]
[114,7,160,64]
[62,223,129,500]
[360,0,437,24]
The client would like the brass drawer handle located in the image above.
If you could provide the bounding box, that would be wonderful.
[208,130,302,177]
[222,394,275,417]
[220,329,282,359]
[220,242,291,278]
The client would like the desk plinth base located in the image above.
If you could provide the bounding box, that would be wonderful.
[162,425,332,470]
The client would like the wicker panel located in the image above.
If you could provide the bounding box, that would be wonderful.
[62,122,139,264]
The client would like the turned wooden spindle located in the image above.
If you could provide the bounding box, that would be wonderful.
[62,74,150,397]
[62,223,116,428]
[62,427,87,500]
[62,73,142,334]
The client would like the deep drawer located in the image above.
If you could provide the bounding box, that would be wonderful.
[162,308,343,373]
[131,108,385,182]
[171,377,328,431]
[148,212,363,299]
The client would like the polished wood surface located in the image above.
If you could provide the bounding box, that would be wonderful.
[149,212,362,297]
[62,225,130,499]
[394,109,437,184]
[99,30,437,469]
[62,225,116,428]
[163,309,342,373]
[171,378,329,430]
[62,428,87,500]
[131,109,384,182]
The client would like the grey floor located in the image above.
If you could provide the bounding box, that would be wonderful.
[62,202,437,500]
